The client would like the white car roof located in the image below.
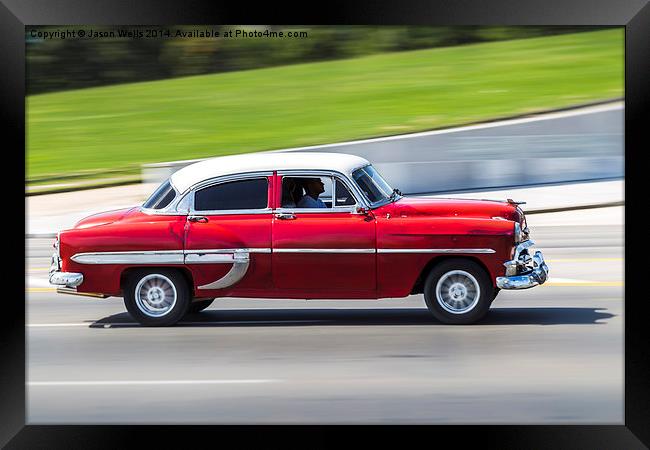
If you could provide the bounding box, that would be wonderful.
[170,152,370,193]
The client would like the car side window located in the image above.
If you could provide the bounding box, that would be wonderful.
[282,176,333,209]
[335,179,356,206]
[194,178,268,211]
[143,180,177,210]
[280,174,358,210]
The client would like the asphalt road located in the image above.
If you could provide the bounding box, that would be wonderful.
[286,102,624,193]
[25,208,624,424]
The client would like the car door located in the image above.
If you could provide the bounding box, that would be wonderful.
[272,171,377,295]
[183,173,273,296]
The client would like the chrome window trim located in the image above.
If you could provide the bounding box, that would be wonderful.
[276,169,369,212]
[274,206,357,214]
[185,171,274,195]
[333,176,357,208]
[140,181,183,215]
[377,248,496,254]
[174,193,192,215]
[141,169,371,216]
[136,171,274,216]
[140,207,188,216]
[191,208,274,216]
[189,173,272,215]
[352,164,397,209]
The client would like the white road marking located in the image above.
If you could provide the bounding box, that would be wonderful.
[28,379,280,386]
[545,258,623,263]
[548,277,602,284]
[26,277,53,288]
[545,277,623,287]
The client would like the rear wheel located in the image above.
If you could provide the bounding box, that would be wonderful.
[423,259,493,324]
[123,269,190,326]
[188,298,215,314]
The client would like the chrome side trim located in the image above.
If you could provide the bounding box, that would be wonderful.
[184,248,270,264]
[71,247,495,263]
[184,253,240,264]
[71,250,185,265]
[274,248,376,254]
[197,252,250,290]
[71,248,272,265]
[185,248,272,254]
[377,248,496,254]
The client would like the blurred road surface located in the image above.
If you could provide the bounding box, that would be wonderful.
[25,207,623,424]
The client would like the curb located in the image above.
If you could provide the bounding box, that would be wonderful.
[25,201,623,239]
[524,201,624,215]
[26,178,141,197]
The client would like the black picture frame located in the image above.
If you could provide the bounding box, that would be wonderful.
[4,0,647,447]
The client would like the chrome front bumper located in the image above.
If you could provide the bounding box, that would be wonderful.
[49,252,84,287]
[496,240,549,290]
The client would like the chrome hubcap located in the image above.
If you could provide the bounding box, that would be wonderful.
[436,270,481,314]
[135,274,177,318]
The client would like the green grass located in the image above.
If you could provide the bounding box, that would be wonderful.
[27,29,623,180]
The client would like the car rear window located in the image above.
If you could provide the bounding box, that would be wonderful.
[194,178,269,211]
[143,180,177,209]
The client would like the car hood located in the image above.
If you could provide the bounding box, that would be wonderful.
[73,207,138,229]
[388,197,523,222]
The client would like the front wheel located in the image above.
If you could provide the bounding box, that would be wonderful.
[123,269,190,326]
[423,259,493,324]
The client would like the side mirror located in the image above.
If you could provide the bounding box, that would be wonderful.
[356,206,369,215]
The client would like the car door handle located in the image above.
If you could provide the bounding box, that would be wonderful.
[274,213,296,220]
[188,215,209,223]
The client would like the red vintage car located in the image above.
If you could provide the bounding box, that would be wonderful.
[49,152,548,326]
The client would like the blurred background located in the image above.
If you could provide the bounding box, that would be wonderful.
[26,26,624,424]
[26,25,623,194]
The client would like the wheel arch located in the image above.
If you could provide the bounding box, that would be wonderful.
[410,255,494,295]
[120,266,194,295]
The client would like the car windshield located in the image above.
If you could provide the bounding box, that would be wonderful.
[143,179,177,209]
[352,165,394,206]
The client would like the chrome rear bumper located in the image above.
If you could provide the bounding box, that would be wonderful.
[49,271,84,287]
[49,251,84,287]
[496,240,549,290]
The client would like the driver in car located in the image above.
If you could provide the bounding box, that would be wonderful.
[297,178,326,208]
